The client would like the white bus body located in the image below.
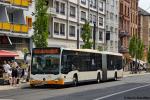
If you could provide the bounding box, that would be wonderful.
[29,47,123,86]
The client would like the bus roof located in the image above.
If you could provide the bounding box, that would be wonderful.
[63,48,100,53]
[62,48,122,56]
[100,51,123,56]
[32,47,122,56]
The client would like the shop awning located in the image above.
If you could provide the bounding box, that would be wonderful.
[0,50,18,57]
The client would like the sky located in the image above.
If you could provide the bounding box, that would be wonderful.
[139,0,150,13]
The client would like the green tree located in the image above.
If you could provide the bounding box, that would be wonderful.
[147,46,150,65]
[32,0,49,48]
[81,21,93,49]
[129,35,136,58]
[129,35,144,72]
[136,39,144,60]
[147,46,150,72]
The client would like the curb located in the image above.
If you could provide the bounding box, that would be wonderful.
[0,82,30,91]
[0,85,19,91]
[123,72,150,78]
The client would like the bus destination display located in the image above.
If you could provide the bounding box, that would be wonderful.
[33,48,60,54]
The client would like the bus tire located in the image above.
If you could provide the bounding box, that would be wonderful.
[30,84,35,88]
[73,74,78,87]
[114,72,117,81]
[97,73,101,83]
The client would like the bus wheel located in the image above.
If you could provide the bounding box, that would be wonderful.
[97,73,101,83]
[73,75,78,86]
[114,72,117,81]
[30,84,35,88]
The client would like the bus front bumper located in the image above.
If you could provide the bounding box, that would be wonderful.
[30,79,64,85]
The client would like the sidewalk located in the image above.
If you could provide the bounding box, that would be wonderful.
[123,71,150,77]
[0,82,30,91]
[0,85,19,91]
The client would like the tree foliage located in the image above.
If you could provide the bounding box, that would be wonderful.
[147,46,150,64]
[81,21,93,49]
[32,0,49,48]
[129,35,144,60]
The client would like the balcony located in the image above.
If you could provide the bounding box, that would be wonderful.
[0,0,30,7]
[118,45,129,53]
[11,0,29,7]
[119,31,130,38]
[0,22,28,33]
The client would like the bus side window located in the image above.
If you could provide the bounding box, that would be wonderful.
[45,58,51,67]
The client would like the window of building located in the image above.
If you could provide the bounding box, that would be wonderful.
[70,6,76,17]
[99,17,103,26]
[54,22,59,35]
[26,17,32,28]
[99,30,103,41]
[110,13,114,20]
[99,1,103,12]
[89,0,93,7]
[80,27,83,37]
[106,11,109,19]
[60,23,65,35]
[115,15,118,21]
[81,0,86,5]
[93,0,96,8]
[89,0,97,9]
[93,15,96,24]
[90,14,92,23]
[112,0,114,6]
[60,3,65,15]
[55,1,59,13]
[81,11,86,21]
[110,40,113,46]
[106,25,108,31]
[110,27,113,33]
[115,41,118,48]
[69,25,76,37]
[115,28,118,34]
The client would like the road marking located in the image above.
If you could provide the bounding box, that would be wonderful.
[94,84,150,100]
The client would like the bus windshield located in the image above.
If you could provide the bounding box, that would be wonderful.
[31,54,60,75]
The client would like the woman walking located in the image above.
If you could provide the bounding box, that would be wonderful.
[11,66,18,86]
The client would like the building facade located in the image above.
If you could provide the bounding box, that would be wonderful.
[47,0,106,49]
[119,0,139,71]
[119,0,130,54]
[130,0,138,37]
[138,7,150,61]
[105,0,119,52]
[0,0,35,59]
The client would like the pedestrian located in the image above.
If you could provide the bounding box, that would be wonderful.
[11,66,18,86]
[3,61,12,85]
[11,60,19,86]
[3,61,11,76]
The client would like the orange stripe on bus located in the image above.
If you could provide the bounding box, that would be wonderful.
[30,79,64,85]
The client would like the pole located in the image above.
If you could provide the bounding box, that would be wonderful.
[77,27,79,49]
[93,23,96,50]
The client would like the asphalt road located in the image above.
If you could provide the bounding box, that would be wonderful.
[0,74,150,100]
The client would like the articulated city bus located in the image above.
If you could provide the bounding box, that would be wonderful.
[29,47,123,87]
